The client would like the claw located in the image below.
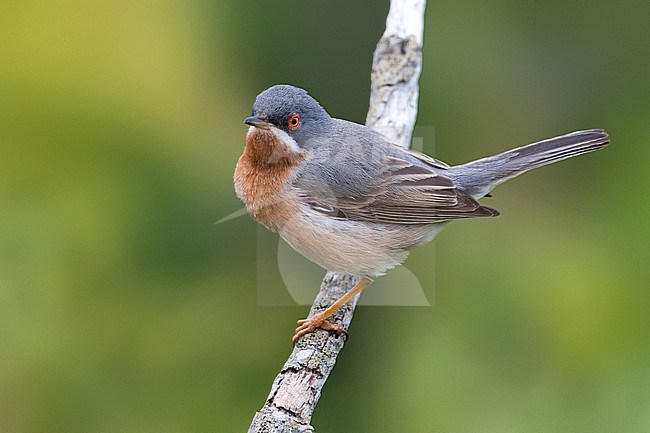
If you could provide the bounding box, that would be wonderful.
[292,314,347,344]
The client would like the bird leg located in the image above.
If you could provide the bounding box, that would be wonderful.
[293,276,374,344]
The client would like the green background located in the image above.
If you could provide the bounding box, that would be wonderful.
[1,1,648,432]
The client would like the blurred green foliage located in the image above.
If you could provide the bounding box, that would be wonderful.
[1,1,648,432]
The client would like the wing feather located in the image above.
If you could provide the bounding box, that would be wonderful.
[294,146,499,225]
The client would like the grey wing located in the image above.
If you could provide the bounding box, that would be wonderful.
[293,147,499,225]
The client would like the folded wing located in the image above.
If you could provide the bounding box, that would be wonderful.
[293,147,499,225]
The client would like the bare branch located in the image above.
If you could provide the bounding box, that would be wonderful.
[248,1,426,431]
[367,0,425,147]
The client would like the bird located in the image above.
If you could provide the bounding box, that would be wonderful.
[234,84,609,344]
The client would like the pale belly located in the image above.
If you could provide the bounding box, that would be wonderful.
[277,204,444,277]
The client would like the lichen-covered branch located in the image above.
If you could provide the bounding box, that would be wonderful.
[248,1,426,431]
[367,0,425,146]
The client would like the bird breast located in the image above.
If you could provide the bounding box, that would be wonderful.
[234,127,305,232]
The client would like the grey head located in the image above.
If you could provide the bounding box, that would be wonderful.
[244,85,333,149]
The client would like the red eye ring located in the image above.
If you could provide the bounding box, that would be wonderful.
[287,113,301,130]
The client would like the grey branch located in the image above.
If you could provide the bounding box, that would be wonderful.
[248,1,426,431]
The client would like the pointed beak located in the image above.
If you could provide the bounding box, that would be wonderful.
[244,115,273,128]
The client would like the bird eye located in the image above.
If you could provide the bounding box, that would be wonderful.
[287,113,301,130]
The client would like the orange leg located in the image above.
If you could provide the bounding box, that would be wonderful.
[293,276,374,344]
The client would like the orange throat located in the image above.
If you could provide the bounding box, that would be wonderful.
[234,127,305,231]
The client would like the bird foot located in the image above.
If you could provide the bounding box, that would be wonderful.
[292,313,347,344]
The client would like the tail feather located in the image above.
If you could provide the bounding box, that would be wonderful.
[447,129,609,199]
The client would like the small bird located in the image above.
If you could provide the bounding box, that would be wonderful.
[234,84,609,344]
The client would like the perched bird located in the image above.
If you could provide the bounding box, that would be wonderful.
[234,84,609,343]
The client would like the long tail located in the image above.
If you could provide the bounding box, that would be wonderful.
[447,129,609,199]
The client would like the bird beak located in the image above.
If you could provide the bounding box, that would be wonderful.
[244,115,273,128]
